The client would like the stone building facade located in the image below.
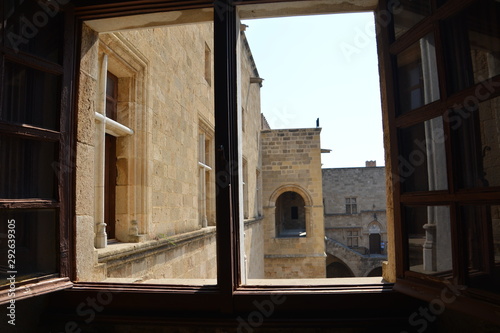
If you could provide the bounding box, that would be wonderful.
[260,128,326,278]
[75,22,266,282]
[322,163,387,277]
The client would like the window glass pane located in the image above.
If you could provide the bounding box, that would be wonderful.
[405,205,452,276]
[392,0,431,40]
[0,136,57,199]
[0,209,58,285]
[77,18,217,284]
[442,14,474,94]
[397,33,440,114]
[467,1,500,84]
[443,1,500,94]
[4,1,64,64]
[451,97,500,189]
[2,61,61,131]
[241,12,386,281]
[399,116,448,192]
[461,205,500,293]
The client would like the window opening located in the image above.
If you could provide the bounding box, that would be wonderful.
[275,191,306,238]
[76,17,217,284]
[241,12,386,282]
[345,197,358,214]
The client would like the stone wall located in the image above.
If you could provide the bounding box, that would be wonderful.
[261,128,326,278]
[323,167,386,216]
[244,219,265,279]
[76,23,264,282]
[240,32,263,221]
[322,167,387,276]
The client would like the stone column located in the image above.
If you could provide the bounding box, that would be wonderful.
[95,54,108,249]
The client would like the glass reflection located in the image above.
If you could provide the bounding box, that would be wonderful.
[443,0,500,94]
[397,33,440,114]
[451,97,500,189]
[405,206,452,275]
[2,62,61,131]
[399,116,448,192]
[0,136,57,199]
[467,1,500,84]
[392,0,431,39]
[0,209,57,285]
[461,205,500,293]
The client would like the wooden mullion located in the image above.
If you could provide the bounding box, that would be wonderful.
[394,99,446,128]
[389,17,435,55]
[400,191,453,204]
[3,48,64,75]
[432,0,477,22]
[59,4,77,280]
[442,74,500,111]
[214,0,237,311]
[394,74,500,129]
[389,0,477,55]
[0,199,59,209]
[401,190,500,204]
[0,122,60,141]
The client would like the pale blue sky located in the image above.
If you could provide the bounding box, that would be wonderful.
[242,12,385,168]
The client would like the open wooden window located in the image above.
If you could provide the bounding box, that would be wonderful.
[0,1,74,302]
[380,0,500,313]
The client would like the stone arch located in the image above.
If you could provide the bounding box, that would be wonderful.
[268,184,313,208]
[366,266,383,277]
[269,185,313,238]
[275,191,306,237]
[368,221,382,234]
[326,257,354,278]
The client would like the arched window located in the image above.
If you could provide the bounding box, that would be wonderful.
[275,191,306,238]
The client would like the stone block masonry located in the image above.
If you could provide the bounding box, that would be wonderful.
[261,128,326,278]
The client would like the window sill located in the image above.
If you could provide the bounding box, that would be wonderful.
[0,277,72,305]
[101,277,217,285]
[244,276,389,288]
[97,226,216,262]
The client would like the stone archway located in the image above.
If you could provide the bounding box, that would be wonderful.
[275,191,306,238]
[326,259,354,278]
[268,185,314,237]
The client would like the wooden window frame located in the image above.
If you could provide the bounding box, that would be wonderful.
[379,0,500,320]
[0,2,75,302]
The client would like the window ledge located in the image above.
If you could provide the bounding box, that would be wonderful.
[97,226,216,262]
[240,277,392,292]
[101,277,217,285]
[243,216,264,227]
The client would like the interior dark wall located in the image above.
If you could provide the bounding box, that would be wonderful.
[1,291,499,333]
